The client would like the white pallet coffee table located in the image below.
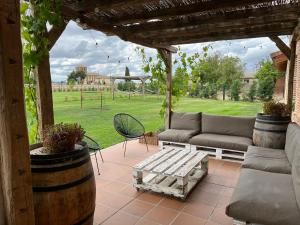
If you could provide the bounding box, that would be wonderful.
[133,147,208,200]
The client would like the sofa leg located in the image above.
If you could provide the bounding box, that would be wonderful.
[216,148,222,159]
[233,220,247,225]
[190,145,196,151]
[158,141,164,150]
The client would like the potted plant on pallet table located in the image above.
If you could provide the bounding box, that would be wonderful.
[253,101,291,149]
[30,123,96,225]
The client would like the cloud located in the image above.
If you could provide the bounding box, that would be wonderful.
[50,21,289,82]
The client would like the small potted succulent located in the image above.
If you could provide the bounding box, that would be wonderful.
[253,101,291,149]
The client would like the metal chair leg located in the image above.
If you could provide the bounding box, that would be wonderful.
[143,135,149,152]
[124,139,127,157]
[99,149,104,162]
[94,152,100,175]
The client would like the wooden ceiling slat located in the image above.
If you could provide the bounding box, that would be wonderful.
[153,23,295,45]
[124,4,300,34]
[108,0,280,25]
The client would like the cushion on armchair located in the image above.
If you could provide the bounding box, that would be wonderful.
[202,114,255,138]
[170,112,201,131]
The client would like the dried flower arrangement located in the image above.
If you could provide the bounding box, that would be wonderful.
[43,123,85,153]
[262,101,291,117]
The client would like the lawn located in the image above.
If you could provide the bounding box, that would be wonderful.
[53,91,262,148]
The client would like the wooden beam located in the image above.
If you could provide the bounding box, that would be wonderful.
[71,0,158,12]
[138,19,296,40]
[47,23,67,50]
[152,23,295,45]
[0,0,35,224]
[286,34,298,110]
[269,35,291,59]
[36,53,54,139]
[126,5,300,34]
[109,0,278,25]
[158,49,172,129]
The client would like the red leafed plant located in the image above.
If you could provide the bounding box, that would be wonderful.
[43,123,85,153]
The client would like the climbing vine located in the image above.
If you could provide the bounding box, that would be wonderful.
[20,0,62,143]
[136,46,209,118]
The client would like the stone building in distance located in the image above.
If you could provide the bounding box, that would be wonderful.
[75,65,111,85]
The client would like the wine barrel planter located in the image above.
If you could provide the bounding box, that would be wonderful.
[30,143,96,225]
[253,113,291,149]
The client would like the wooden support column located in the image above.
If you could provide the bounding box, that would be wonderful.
[269,35,291,59]
[36,24,67,139]
[0,0,35,224]
[158,49,172,129]
[36,53,54,138]
[286,38,297,109]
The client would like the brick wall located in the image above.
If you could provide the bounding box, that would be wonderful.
[294,41,300,125]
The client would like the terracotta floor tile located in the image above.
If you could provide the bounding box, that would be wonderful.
[96,192,134,209]
[171,212,206,225]
[198,183,226,195]
[188,190,220,207]
[101,181,130,193]
[144,206,179,224]
[205,221,221,225]
[119,185,143,198]
[93,204,117,225]
[136,218,161,225]
[182,202,214,220]
[137,192,163,205]
[102,211,140,225]
[158,197,185,211]
[209,208,233,225]
[122,199,154,217]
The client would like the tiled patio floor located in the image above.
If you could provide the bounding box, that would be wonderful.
[92,140,240,225]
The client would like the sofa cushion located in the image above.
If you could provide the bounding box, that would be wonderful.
[170,112,201,131]
[226,169,300,225]
[158,129,199,143]
[285,123,300,164]
[189,133,252,151]
[242,145,291,174]
[292,130,300,212]
[202,114,255,138]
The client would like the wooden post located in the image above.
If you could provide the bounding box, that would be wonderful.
[286,39,297,109]
[0,0,35,224]
[158,49,172,129]
[36,53,54,138]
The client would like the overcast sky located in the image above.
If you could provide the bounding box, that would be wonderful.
[50,21,289,82]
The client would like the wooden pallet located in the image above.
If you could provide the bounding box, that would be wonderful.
[191,145,245,162]
[158,140,191,150]
[133,147,208,200]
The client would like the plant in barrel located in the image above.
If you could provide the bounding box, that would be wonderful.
[253,101,291,149]
[30,123,96,225]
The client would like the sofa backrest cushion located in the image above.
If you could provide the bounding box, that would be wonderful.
[202,113,256,138]
[285,123,300,164]
[170,112,201,131]
[291,126,300,210]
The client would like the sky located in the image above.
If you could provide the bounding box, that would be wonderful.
[50,21,289,82]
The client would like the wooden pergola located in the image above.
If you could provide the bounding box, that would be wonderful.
[1,0,300,224]
[110,75,151,99]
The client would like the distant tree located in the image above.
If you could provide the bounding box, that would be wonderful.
[125,66,130,82]
[257,76,275,101]
[230,79,242,101]
[256,60,282,101]
[247,80,258,102]
[67,70,87,84]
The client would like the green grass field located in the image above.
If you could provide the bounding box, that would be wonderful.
[53,91,262,148]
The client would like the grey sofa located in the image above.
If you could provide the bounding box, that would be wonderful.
[226,123,300,225]
[158,112,256,161]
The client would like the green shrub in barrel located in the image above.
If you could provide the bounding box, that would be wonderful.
[30,123,96,225]
[253,101,291,149]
